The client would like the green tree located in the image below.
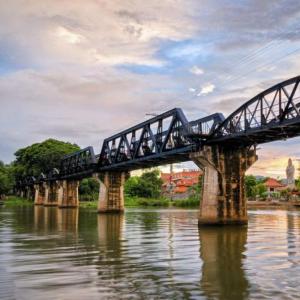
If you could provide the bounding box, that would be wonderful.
[245,175,257,198]
[188,174,202,200]
[79,178,100,201]
[124,176,140,196]
[124,169,163,198]
[256,183,267,198]
[13,139,80,178]
[0,161,14,197]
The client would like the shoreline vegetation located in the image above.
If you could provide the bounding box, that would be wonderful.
[3,196,201,209]
[3,196,300,210]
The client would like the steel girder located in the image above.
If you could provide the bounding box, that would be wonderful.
[59,146,97,179]
[98,108,223,171]
[210,76,300,145]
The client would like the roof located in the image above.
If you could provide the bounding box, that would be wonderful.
[264,178,285,188]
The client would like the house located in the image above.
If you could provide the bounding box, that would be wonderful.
[264,178,286,194]
[161,170,202,196]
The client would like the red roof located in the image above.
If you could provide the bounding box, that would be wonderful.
[264,178,285,188]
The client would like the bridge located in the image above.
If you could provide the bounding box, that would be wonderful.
[16,76,300,225]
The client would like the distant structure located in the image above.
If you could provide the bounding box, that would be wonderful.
[161,170,202,199]
[286,158,295,189]
[264,178,285,195]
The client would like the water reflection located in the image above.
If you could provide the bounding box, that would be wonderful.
[33,205,79,234]
[1,206,300,299]
[199,226,249,300]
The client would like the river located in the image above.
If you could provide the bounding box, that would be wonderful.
[0,206,299,299]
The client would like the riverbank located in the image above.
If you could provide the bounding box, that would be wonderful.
[6,196,300,210]
[2,197,33,207]
[3,196,200,209]
[81,196,200,208]
[247,200,300,209]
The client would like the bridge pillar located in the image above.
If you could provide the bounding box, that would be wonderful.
[97,172,128,213]
[191,145,257,225]
[44,181,61,206]
[58,180,79,208]
[34,183,48,205]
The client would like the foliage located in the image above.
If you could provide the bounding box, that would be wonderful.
[13,139,80,178]
[79,178,100,201]
[187,175,202,201]
[172,198,200,207]
[80,200,98,209]
[245,175,257,198]
[125,196,169,207]
[245,175,269,199]
[256,183,267,197]
[4,196,33,206]
[296,178,300,191]
[124,169,163,198]
[0,161,14,196]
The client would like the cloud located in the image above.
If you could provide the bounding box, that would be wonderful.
[189,65,204,75]
[197,83,215,95]
[1,0,300,177]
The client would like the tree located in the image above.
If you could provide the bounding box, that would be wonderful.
[124,169,163,198]
[245,175,257,198]
[188,175,202,200]
[0,161,14,197]
[256,183,267,198]
[13,139,80,178]
[79,178,100,201]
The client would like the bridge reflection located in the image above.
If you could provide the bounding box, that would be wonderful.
[199,226,249,300]
[33,206,79,234]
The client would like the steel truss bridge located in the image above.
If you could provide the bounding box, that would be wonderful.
[17,76,300,187]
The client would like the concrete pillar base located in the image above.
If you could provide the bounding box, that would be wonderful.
[34,183,47,205]
[191,145,257,226]
[58,180,79,208]
[97,172,128,213]
[43,181,60,206]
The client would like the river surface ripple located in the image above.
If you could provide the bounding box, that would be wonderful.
[0,206,300,300]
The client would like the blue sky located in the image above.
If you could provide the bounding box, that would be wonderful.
[1,0,300,177]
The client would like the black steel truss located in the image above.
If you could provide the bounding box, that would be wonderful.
[60,146,97,179]
[210,75,300,145]
[98,108,223,171]
[47,168,60,181]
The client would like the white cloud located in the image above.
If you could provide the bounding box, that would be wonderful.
[197,83,215,95]
[189,65,204,75]
[55,26,85,44]
[188,87,196,93]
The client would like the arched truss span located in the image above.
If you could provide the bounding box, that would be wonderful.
[210,76,300,145]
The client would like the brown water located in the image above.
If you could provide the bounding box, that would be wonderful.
[0,206,299,300]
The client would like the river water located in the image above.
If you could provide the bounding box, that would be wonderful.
[0,206,299,300]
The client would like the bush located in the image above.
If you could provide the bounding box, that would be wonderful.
[124,169,162,198]
[79,178,100,201]
[125,196,169,207]
[173,198,200,207]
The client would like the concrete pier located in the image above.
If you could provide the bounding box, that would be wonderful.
[97,172,127,213]
[58,180,79,208]
[44,181,62,206]
[191,145,257,225]
[34,183,48,205]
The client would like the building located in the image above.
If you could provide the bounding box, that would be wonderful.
[161,170,202,196]
[264,178,286,194]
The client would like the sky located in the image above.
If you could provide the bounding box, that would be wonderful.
[1,0,300,178]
